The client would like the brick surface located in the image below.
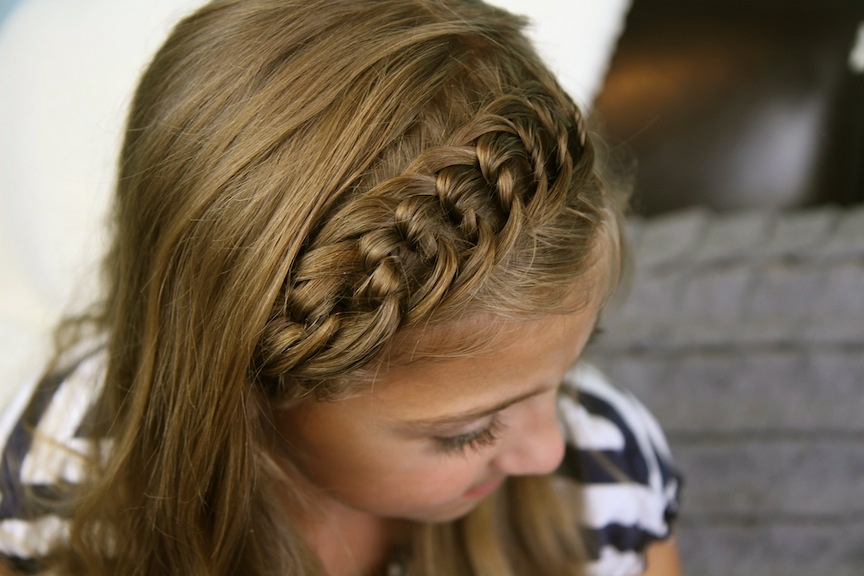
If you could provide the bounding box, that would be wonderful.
[666,318,748,348]
[678,522,864,576]
[693,211,776,264]
[590,351,864,433]
[746,262,827,317]
[812,262,864,317]
[822,205,864,258]
[598,352,749,432]
[583,353,673,404]
[679,265,756,318]
[597,208,864,576]
[698,317,811,348]
[674,439,864,515]
[805,317,864,344]
[733,352,864,431]
[663,352,794,432]
[756,207,839,259]
[632,208,709,270]
[805,353,864,426]
[806,264,864,345]
[609,271,686,322]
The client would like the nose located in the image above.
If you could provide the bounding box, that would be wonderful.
[491,398,565,476]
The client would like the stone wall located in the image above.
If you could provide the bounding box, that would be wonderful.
[586,207,864,575]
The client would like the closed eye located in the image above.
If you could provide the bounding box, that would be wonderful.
[432,416,505,456]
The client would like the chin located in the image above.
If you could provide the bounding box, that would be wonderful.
[403,497,484,524]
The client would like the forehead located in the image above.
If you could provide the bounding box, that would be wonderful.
[361,306,599,412]
[392,288,607,369]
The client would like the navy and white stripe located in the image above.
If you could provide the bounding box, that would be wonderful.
[0,346,105,572]
[0,353,681,576]
[558,363,682,576]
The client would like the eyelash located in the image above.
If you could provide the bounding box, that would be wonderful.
[433,417,505,456]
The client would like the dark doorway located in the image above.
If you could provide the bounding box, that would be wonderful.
[594,0,864,215]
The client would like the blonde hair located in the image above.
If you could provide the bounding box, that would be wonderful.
[44,0,624,574]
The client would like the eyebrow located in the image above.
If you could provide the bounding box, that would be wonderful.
[397,314,603,434]
[397,383,556,434]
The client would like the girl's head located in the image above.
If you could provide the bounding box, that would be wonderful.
[81,0,624,573]
[112,0,620,393]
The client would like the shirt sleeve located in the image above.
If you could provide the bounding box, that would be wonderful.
[0,347,105,572]
[556,362,682,576]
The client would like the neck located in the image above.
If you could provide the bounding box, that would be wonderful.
[301,495,408,576]
[270,446,410,575]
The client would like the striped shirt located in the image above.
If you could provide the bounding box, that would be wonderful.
[559,363,681,575]
[0,349,680,575]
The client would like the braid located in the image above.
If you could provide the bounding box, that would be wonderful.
[254,88,589,393]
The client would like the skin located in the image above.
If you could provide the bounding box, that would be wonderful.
[644,538,683,576]
[273,303,683,575]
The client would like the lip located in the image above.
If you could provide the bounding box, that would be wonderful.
[463,477,505,498]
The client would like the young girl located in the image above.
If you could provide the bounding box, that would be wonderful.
[0,1,681,574]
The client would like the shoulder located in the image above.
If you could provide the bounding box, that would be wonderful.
[0,344,106,569]
[558,362,679,488]
[556,363,683,575]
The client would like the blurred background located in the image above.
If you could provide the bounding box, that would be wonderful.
[594,0,864,215]
[586,2,864,575]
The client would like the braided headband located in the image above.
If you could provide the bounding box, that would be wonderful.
[254,90,590,390]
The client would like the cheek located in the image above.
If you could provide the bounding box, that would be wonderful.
[330,446,484,499]
[312,443,490,517]
[274,403,493,516]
